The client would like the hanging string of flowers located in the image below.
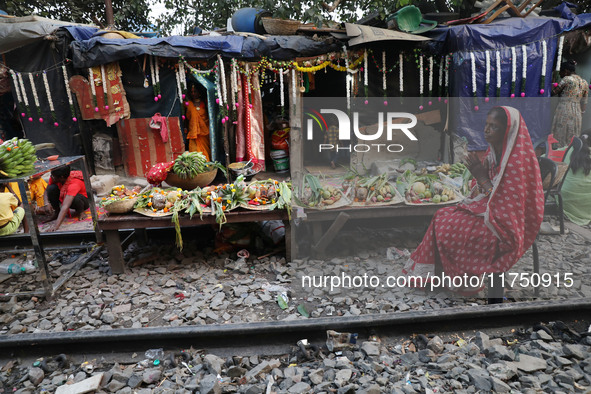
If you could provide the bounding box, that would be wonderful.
[62,65,77,122]
[217,55,229,124]
[28,73,43,122]
[521,45,527,97]
[179,59,188,100]
[510,47,517,98]
[363,48,368,104]
[343,46,351,110]
[245,63,253,109]
[100,64,109,110]
[437,56,444,101]
[230,59,239,110]
[150,56,157,101]
[291,68,296,113]
[485,50,491,102]
[470,52,478,111]
[554,35,564,88]
[279,67,285,116]
[444,55,450,103]
[42,71,58,126]
[382,51,387,105]
[400,53,404,99]
[496,51,501,97]
[540,40,547,95]
[428,56,433,106]
[17,73,32,121]
[88,68,98,112]
[154,58,161,100]
[418,54,424,110]
[175,65,185,120]
[9,70,26,117]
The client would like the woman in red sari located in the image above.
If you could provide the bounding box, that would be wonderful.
[403,106,545,294]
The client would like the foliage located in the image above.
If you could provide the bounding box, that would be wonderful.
[1,0,154,31]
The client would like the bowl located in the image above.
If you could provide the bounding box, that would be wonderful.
[103,197,137,214]
[229,161,254,176]
[165,167,218,189]
[46,155,59,161]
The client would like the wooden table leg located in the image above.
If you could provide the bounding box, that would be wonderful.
[283,220,291,262]
[104,230,125,274]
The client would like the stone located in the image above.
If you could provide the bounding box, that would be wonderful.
[28,367,44,386]
[474,332,490,350]
[535,329,553,341]
[199,374,221,394]
[513,354,547,372]
[427,336,444,353]
[418,349,436,363]
[204,354,225,375]
[335,369,352,387]
[246,361,271,380]
[309,369,324,385]
[563,344,586,359]
[490,376,512,393]
[484,345,514,361]
[55,373,104,394]
[101,312,116,324]
[127,374,143,389]
[467,368,492,391]
[361,342,380,357]
[487,362,517,381]
[288,382,311,393]
[106,379,126,392]
[227,366,247,377]
[142,368,162,385]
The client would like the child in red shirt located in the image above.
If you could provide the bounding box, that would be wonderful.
[45,165,89,232]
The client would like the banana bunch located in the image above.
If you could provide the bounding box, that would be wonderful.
[449,163,467,177]
[0,138,38,178]
[172,151,208,179]
[441,187,455,200]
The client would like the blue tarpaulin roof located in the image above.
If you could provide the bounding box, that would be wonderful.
[425,7,591,150]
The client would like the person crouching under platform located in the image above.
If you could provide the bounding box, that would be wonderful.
[45,165,89,232]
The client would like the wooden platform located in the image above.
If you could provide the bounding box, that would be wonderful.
[97,209,289,274]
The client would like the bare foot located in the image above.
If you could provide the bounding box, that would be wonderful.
[43,214,58,224]
[330,161,336,169]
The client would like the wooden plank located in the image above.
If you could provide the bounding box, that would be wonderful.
[312,212,350,255]
[104,230,125,274]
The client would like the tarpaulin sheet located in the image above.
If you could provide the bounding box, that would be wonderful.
[0,15,94,54]
[239,35,343,60]
[424,13,591,150]
[70,35,245,68]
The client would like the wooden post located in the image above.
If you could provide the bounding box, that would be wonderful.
[104,0,115,28]
[289,70,304,193]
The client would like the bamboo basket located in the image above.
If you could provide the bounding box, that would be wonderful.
[165,167,218,190]
[262,17,302,35]
[104,197,137,214]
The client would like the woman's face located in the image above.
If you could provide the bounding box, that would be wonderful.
[484,113,506,147]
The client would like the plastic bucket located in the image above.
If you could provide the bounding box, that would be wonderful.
[270,150,289,172]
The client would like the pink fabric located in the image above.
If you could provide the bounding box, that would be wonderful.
[235,68,265,171]
[151,113,169,143]
[403,106,545,285]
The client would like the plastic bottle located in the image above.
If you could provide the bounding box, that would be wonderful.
[22,258,37,273]
[0,262,25,274]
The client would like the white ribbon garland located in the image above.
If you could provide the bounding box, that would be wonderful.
[419,55,424,95]
[9,71,23,105]
[400,53,404,94]
[542,40,548,77]
[485,51,491,87]
[496,51,501,91]
[521,44,527,82]
[279,67,284,108]
[556,36,565,72]
[382,51,387,92]
[28,73,40,109]
[470,52,476,95]
[428,56,433,94]
[364,49,368,87]
[42,71,54,112]
[17,73,29,107]
[62,65,73,108]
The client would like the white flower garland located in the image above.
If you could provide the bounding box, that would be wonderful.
[419,55,424,96]
[42,71,54,112]
[154,57,160,97]
[245,63,252,108]
[179,61,187,93]
[231,59,238,108]
[556,36,565,72]
[217,55,227,106]
[100,64,109,108]
[428,56,433,95]
[496,50,501,96]
[444,55,449,94]
[28,73,42,120]
[150,56,156,88]
[279,67,284,109]
[346,74,351,110]
[62,66,73,108]
[399,53,404,95]
[88,67,98,110]
[485,50,491,92]
[215,61,222,106]
[291,68,296,106]
[17,72,29,108]
[363,49,368,87]
[175,65,183,104]
[511,47,517,97]
[382,51,387,92]
[542,40,548,78]
[438,56,444,97]
[470,53,476,94]
[521,44,527,96]
[9,71,23,108]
